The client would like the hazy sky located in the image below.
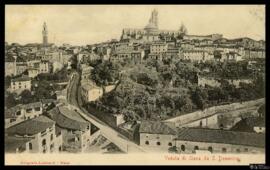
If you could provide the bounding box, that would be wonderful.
[5,5,265,46]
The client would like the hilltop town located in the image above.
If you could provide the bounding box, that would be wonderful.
[5,9,265,154]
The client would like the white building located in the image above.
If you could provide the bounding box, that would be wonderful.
[150,42,168,54]
[52,61,64,73]
[81,82,103,103]
[39,61,50,73]
[10,76,31,94]
[27,68,39,78]
[5,102,43,129]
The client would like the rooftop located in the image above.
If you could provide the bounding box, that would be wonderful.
[6,115,55,136]
[11,76,31,82]
[48,106,89,131]
[139,121,176,135]
[176,127,265,148]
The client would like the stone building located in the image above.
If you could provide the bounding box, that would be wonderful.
[175,128,265,154]
[5,102,43,129]
[139,121,176,152]
[5,115,63,153]
[10,76,31,94]
[48,106,92,152]
[80,82,103,103]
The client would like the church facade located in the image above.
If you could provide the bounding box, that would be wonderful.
[121,9,183,42]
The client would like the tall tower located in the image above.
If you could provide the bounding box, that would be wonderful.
[152,9,158,29]
[144,9,159,33]
[42,22,48,46]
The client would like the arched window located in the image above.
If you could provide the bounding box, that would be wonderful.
[220,124,224,129]
[194,146,199,151]
[157,142,161,146]
[181,145,185,151]
[145,141,149,145]
[222,148,227,153]
[42,139,46,146]
[208,146,213,153]
[168,142,172,146]
[29,143,32,150]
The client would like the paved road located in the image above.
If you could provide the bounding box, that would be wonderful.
[67,72,145,153]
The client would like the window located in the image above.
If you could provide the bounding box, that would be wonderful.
[194,146,199,151]
[42,139,46,146]
[244,148,248,152]
[26,108,32,113]
[50,144,54,151]
[208,146,213,153]
[10,118,16,123]
[220,124,224,129]
[236,149,241,153]
[51,134,53,141]
[157,142,161,146]
[34,107,41,111]
[168,142,172,146]
[16,111,21,116]
[181,145,185,151]
[29,143,32,150]
[145,141,149,145]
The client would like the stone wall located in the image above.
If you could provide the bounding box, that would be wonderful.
[164,98,264,127]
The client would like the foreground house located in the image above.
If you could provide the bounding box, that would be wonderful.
[5,115,63,153]
[5,102,43,128]
[48,106,92,152]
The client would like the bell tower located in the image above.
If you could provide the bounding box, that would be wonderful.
[42,22,48,46]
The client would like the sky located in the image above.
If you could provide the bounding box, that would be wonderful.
[5,5,265,46]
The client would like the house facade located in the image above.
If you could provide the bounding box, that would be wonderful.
[5,115,63,153]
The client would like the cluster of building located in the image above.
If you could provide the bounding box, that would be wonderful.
[75,9,265,65]
[5,97,101,153]
[5,22,75,94]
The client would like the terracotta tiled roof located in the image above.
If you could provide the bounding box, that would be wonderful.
[177,128,265,148]
[139,121,176,135]
[6,116,55,136]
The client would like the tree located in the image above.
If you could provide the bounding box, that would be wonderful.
[5,93,17,108]
[5,76,11,90]
[91,61,120,86]
[20,89,35,104]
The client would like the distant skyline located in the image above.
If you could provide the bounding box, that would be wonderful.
[5,5,265,46]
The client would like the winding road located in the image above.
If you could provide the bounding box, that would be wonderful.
[66,72,145,153]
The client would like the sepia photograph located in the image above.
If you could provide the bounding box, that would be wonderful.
[4,5,266,165]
